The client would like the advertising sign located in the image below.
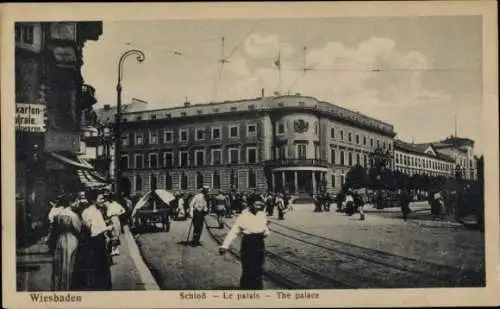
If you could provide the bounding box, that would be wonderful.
[15,103,46,133]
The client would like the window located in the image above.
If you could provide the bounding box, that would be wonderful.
[364,155,368,168]
[340,150,345,165]
[150,174,157,190]
[163,151,173,168]
[150,130,158,144]
[396,154,400,164]
[180,151,189,167]
[22,25,34,44]
[383,141,386,150]
[211,127,221,140]
[195,150,205,166]
[229,125,239,138]
[180,173,188,190]
[179,129,188,142]
[247,147,257,164]
[330,149,336,164]
[277,145,287,159]
[212,171,221,189]
[120,155,129,170]
[297,144,307,160]
[247,124,257,137]
[348,132,352,142]
[315,123,319,135]
[376,139,380,148]
[229,148,239,164]
[356,153,360,165]
[165,173,172,190]
[212,149,222,165]
[135,175,142,192]
[356,134,360,145]
[348,152,353,166]
[135,132,144,145]
[278,122,285,134]
[339,130,344,141]
[331,175,336,188]
[330,127,335,138]
[388,143,392,151]
[121,133,129,146]
[196,128,205,141]
[370,138,374,147]
[340,174,345,186]
[248,170,257,188]
[149,153,158,168]
[196,172,204,189]
[134,154,143,169]
[363,136,367,145]
[164,130,173,143]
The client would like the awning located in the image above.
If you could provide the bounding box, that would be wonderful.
[49,151,111,189]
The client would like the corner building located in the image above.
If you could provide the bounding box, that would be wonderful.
[117,95,396,196]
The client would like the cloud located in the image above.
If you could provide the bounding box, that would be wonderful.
[243,33,294,58]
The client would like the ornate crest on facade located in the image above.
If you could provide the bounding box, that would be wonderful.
[294,119,309,133]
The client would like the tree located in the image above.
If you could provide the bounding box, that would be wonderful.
[345,165,368,189]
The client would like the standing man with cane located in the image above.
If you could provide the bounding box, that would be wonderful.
[188,186,210,247]
[219,200,270,290]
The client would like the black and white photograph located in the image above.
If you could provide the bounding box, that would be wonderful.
[2,2,499,309]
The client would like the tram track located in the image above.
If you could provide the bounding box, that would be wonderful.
[268,220,483,287]
[205,214,353,289]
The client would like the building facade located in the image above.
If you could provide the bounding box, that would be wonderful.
[15,22,103,238]
[393,140,456,177]
[102,95,396,196]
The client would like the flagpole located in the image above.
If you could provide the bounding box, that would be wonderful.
[275,49,281,95]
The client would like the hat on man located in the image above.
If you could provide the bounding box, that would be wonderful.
[201,185,210,193]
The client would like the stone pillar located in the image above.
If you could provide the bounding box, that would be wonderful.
[294,171,298,194]
[282,171,286,192]
[312,171,316,195]
[271,172,276,192]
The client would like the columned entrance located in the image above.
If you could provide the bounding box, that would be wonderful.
[270,168,328,195]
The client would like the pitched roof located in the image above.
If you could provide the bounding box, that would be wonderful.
[394,139,455,162]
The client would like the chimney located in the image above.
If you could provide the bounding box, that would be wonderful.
[103,104,110,111]
[261,88,265,97]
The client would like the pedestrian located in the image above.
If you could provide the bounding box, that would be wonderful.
[265,192,275,217]
[102,190,126,257]
[434,190,445,220]
[335,191,344,212]
[275,193,286,220]
[72,191,113,291]
[219,199,270,290]
[324,193,332,212]
[188,186,210,246]
[344,189,355,216]
[353,189,365,221]
[224,193,232,218]
[50,193,82,291]
[313,194,322,212]
[214,190,227,228]
[400,189,412,221]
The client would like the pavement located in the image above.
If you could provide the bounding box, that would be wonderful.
[133,218,280,290]
[16,227,154,291]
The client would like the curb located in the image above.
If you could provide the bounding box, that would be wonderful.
[122,225,160,290]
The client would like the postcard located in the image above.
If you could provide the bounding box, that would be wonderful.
[2,1,499,308]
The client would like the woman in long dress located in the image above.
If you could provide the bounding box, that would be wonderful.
[72,192,113,291]
[51,194,82,291]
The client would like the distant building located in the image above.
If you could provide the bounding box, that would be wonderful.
[99,95,396,196]
[394,136,478,180]
[394,140,455,177]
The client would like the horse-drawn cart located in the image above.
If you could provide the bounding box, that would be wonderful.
[131,189,175,232]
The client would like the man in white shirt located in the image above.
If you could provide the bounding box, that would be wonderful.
[189,186,210,246]
[219,200,270,290]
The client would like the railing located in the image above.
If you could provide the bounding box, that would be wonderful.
[264,159,330,168]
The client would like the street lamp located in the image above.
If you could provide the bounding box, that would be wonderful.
[114,49,145,197]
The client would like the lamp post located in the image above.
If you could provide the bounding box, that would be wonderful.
[114,49,145,197]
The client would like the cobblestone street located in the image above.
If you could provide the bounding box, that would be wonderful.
[134,202,485,290]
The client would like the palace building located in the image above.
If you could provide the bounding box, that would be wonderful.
[99,94,396,196]
[394,137,478,180]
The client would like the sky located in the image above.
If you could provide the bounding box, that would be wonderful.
[81,16,483,154]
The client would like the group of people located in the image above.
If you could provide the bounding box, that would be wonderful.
[46,188,127,291]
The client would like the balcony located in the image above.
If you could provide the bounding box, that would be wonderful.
[81,84,97,110]
[264,159,330,168]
